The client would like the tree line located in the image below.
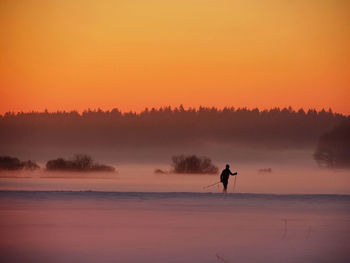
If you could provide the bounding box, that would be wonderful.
[0,106,346,150]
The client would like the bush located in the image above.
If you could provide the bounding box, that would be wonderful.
[46,154,115,172]
[171,155,218,174]
[0,156,40,170]
[314,119,350,168]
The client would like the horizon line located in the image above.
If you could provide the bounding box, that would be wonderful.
[1,105,347,117]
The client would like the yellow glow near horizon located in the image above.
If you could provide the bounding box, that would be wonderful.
[0,0,349,114]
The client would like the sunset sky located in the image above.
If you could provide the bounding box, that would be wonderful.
[1,0,349,114]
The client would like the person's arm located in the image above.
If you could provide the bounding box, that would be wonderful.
[229,170,237,176]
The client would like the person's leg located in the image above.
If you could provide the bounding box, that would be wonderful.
[223,181,228,192]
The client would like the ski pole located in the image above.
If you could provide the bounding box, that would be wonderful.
[233,174,237,193]
[203,181,221,189]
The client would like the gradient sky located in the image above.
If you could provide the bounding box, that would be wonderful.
[1,0,349,114]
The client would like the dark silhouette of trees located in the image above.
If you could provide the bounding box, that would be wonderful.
[46,154,115,172]
[0,156,40,170]
[172,155,218,174]
[314,118,350,168]
[0,107,346,152]
[0,156,22,170]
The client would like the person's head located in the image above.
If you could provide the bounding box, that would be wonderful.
[226,164,230,169]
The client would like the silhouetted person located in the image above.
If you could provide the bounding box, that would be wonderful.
[220,164,237,192]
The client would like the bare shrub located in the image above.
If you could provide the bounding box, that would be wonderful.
[171,155,218,174]
[46,154,115,172]
[0,156,40,171]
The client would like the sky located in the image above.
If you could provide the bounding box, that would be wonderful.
[1,0,349,114]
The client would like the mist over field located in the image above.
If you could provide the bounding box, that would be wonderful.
[1,108,349,263]
[0,107,349,195]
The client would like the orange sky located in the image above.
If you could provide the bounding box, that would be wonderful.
[1,0,349,114]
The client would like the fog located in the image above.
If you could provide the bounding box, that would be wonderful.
[1,109,349,263]
[1,148,349,263]
[1,148,349,194]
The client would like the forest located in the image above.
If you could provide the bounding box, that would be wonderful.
[0,107,346,155]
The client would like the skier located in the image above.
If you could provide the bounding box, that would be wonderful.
[220,164,237,192]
